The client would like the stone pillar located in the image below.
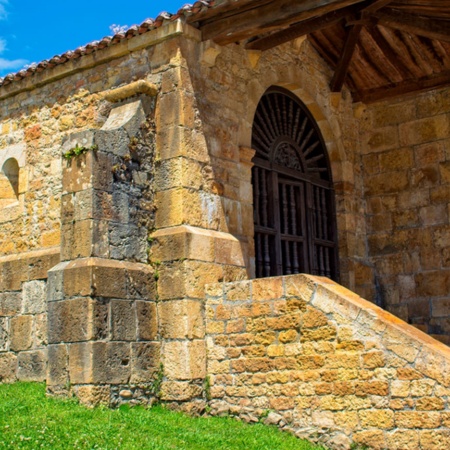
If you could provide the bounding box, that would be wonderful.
[149,47,248,410]
[47,90,159,406]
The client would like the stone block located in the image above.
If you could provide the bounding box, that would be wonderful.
[73,385,111,407]
[419,430,450,450]
[399,115,449,146]
[33,313,47,348]
[395,411,441,429]
[156,125,209,162]
[359,409,394,429]
[156,89,196,131]
[127,265,156,300]
[17,350,47,381]
[22,280,47,314]
[10,315,32,351]
[353,430,386,449]
[160,381,203,401]
[111,300,136,341]
[154,157,203,191]
[252,277,283,301]
[136,301,158,341]
[364,171,409,196]
[47,344,69,386]
[0,291,21,316]
[0,352,17,382]
[0,317,8,351]
[415,271,450,297]
[159,300,204,339]
[158,260,223,300]
[385,430,419,450]
[69,341,131,384]
[48,297,108,344]
[365,126,399,153]
[47,261,69,302]
[130,342,161,383]
[164,340,206,380]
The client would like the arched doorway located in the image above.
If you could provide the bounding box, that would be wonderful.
[251,87,339,281]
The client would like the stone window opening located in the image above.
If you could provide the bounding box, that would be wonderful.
[0,158,20,208]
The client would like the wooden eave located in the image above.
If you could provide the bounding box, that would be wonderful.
[188,0,450,103]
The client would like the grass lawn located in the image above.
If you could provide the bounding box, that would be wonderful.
[0,383,324,450]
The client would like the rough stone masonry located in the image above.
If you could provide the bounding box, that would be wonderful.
[0,17,449,450]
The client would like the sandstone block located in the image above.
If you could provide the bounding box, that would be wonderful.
[73,385,111,407]
[399,115,449,146]
[0,352,17,382]
[130,342,161,383]
[22,280,47,315]
[0,317,8,351]
[352,430,386,450]
[47,344,69,386]
[395,411,441,428]
[359,409,394,429]
[419,430,450,450]
[136,301,158,341]
[160,381,203,401]
[159,300,204,339]
[10,315,32,351]
[164,340,206,380]
[0,291,21,316]
[111,300,136,341]
[48,297,108,344]
[17,350,47,381]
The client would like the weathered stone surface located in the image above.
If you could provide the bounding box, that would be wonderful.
[130,342,161,383]
[22,280,47,314]
[17,350,46,381]
[0,352,17,382]
[9,315,32,351]
[48,297,108,344]
[159,300,204,339]
[47,344,69,386]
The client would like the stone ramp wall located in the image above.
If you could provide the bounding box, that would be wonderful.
[205,274,450,450]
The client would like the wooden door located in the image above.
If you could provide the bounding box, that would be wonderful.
[252,87,339,281]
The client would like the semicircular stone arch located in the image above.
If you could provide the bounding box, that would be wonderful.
[251,86,340,281]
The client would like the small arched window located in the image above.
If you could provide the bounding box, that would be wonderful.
[0,158,19,208]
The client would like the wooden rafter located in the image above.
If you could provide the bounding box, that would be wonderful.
[358,70,450,103]
[372,8,450,43]
[201,0,366,45]
[330,24,363,92]
[245,5,359,51]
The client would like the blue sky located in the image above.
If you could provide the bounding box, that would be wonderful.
[0,0,185,77]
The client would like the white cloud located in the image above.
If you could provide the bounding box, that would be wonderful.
[0,37,29,74]
[109,24,128,34]
[0,0,8,21]
[0,57,28,71]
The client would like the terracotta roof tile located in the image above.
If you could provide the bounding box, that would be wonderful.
[0,1,215,88]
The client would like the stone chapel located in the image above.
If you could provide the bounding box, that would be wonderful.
[1,1,450,448]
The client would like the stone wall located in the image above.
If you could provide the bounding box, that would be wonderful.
[0,249,59,382]
[205,274,450,450]
[360,88,450,342]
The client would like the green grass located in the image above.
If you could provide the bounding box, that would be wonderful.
[0,383,324,450]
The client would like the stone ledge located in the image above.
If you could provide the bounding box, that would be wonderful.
[47,257,156,300]
[151,225,245,266]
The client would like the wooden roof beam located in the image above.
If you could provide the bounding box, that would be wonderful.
[245,5,359,51]
[330,24,363,92]
[244,0,394,52]
[357,70,450,103]
[372,8,450,43]
[201,0,367,45]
